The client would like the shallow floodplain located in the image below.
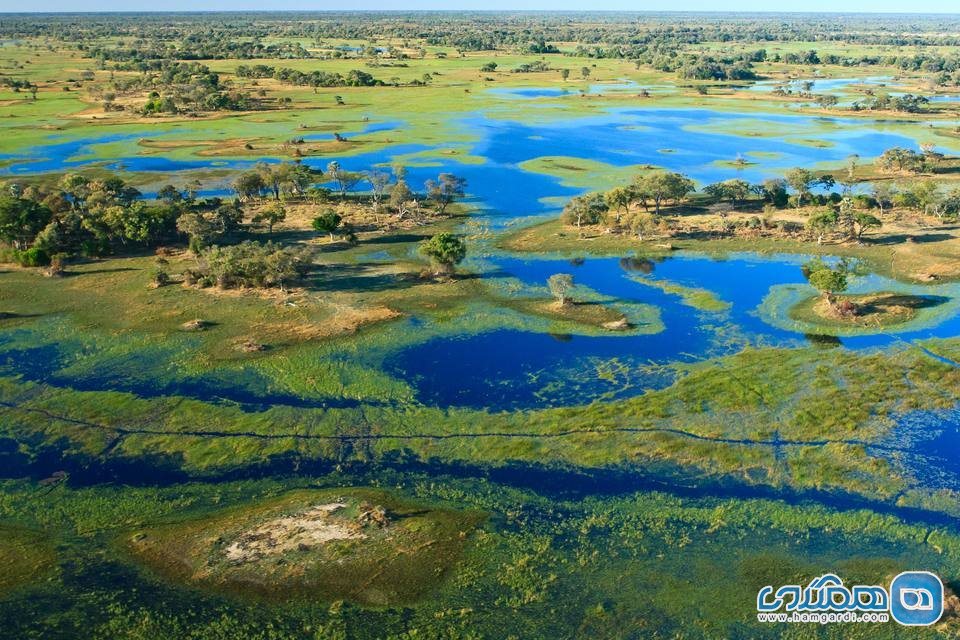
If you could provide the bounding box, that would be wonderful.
[2,474,960,639]
[4,15,960,638]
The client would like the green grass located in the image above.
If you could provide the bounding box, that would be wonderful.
[518,156,659,191]
[0,526,57,597]
[628,275,732,312]
[760,284,960,337]
[0,473,959,638]
[126,487,484,605]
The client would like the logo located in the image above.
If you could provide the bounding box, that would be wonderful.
[757,571,944,626]
[889,571,943,626]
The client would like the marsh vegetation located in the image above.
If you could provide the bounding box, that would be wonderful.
[3,10,960,638]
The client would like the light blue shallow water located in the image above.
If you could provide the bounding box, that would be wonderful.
[2,102,958,414]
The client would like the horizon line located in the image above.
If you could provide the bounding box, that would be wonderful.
[4,9,960,15]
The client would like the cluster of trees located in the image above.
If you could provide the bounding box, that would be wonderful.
[90,61,256,114]
[876,146,938,174]
[1,76,38,98]
[557,155,960,246]
[11,13,960,58]
[866,180,960,221]
[0,171,275,267]
[236,65,381,88]
[562,171,695,235]
[513,61,552,74]
[0,164,471,290]
[186,241,313,291]
[6,12,960,44]
[654,52,759,81]
[231,162,319,202]
[228,161,466,220]
[0,176,185,267]
[87,38,312,63]
[853,93,929,113]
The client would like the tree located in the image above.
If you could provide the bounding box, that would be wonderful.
[233,171,265,201]
[870,182,896,217]
[604,187,631,224]
[389,179,414,217]
[816,94,839,108]
[424,173,466,215]
[256,162,285,201]
[560,69,570,81]
[702,182,726,204]
[634,171,694,214]
[878,147,925,174]
[176,211,219,252]
[0,197,52,250]
[581,66,591,79]
[853,211,881,241]
[58,174,91,211]
[100,202,171,245]
[282,163,316,197]
[311,209,343,241]
[806,208,839,245]
[625,210,657,240]
[803,257,855,307]
[721,179,752,207]
[911,180,945,219]
[156,184,183,204]
[547,273,574,306]
[366,169,391,210]
[561,193,607,232]
[326,161,364,198]
[307,186,331,204]
[704,179,750,207]
[761,178,789,208]
[785,168,816,207]
[213,202,244,234]
[252,202,286,233]
[420,232,466,275]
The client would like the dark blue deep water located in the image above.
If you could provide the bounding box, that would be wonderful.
[385,254,960,410]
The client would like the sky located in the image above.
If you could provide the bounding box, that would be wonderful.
[3,1,960,12]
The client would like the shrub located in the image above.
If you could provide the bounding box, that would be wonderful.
[13,247,50,267]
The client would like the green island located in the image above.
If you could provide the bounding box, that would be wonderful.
[126,488,484,605]
[2,9,960,638]
[790,292,945,331]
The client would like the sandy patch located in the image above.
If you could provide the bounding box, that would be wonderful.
[224,503,362,563]
[254,305,401,340]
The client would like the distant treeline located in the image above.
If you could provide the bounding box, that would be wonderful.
[7,12,960,53]
[85,38,311,62]
[235,65,381,87]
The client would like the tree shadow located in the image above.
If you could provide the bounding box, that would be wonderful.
[868,233,953,246]
[804,333,842,348]
[64,266,141,277]
[361,232,432,246]
[306,263,419,293]
[0,312,44,321]
[859,294,950,314]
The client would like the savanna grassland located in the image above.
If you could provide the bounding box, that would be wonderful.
[3,11,960,639]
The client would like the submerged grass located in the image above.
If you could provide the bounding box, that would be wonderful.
[0,472,959,638]
[0,526,57,597]
[126,487,483,605]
